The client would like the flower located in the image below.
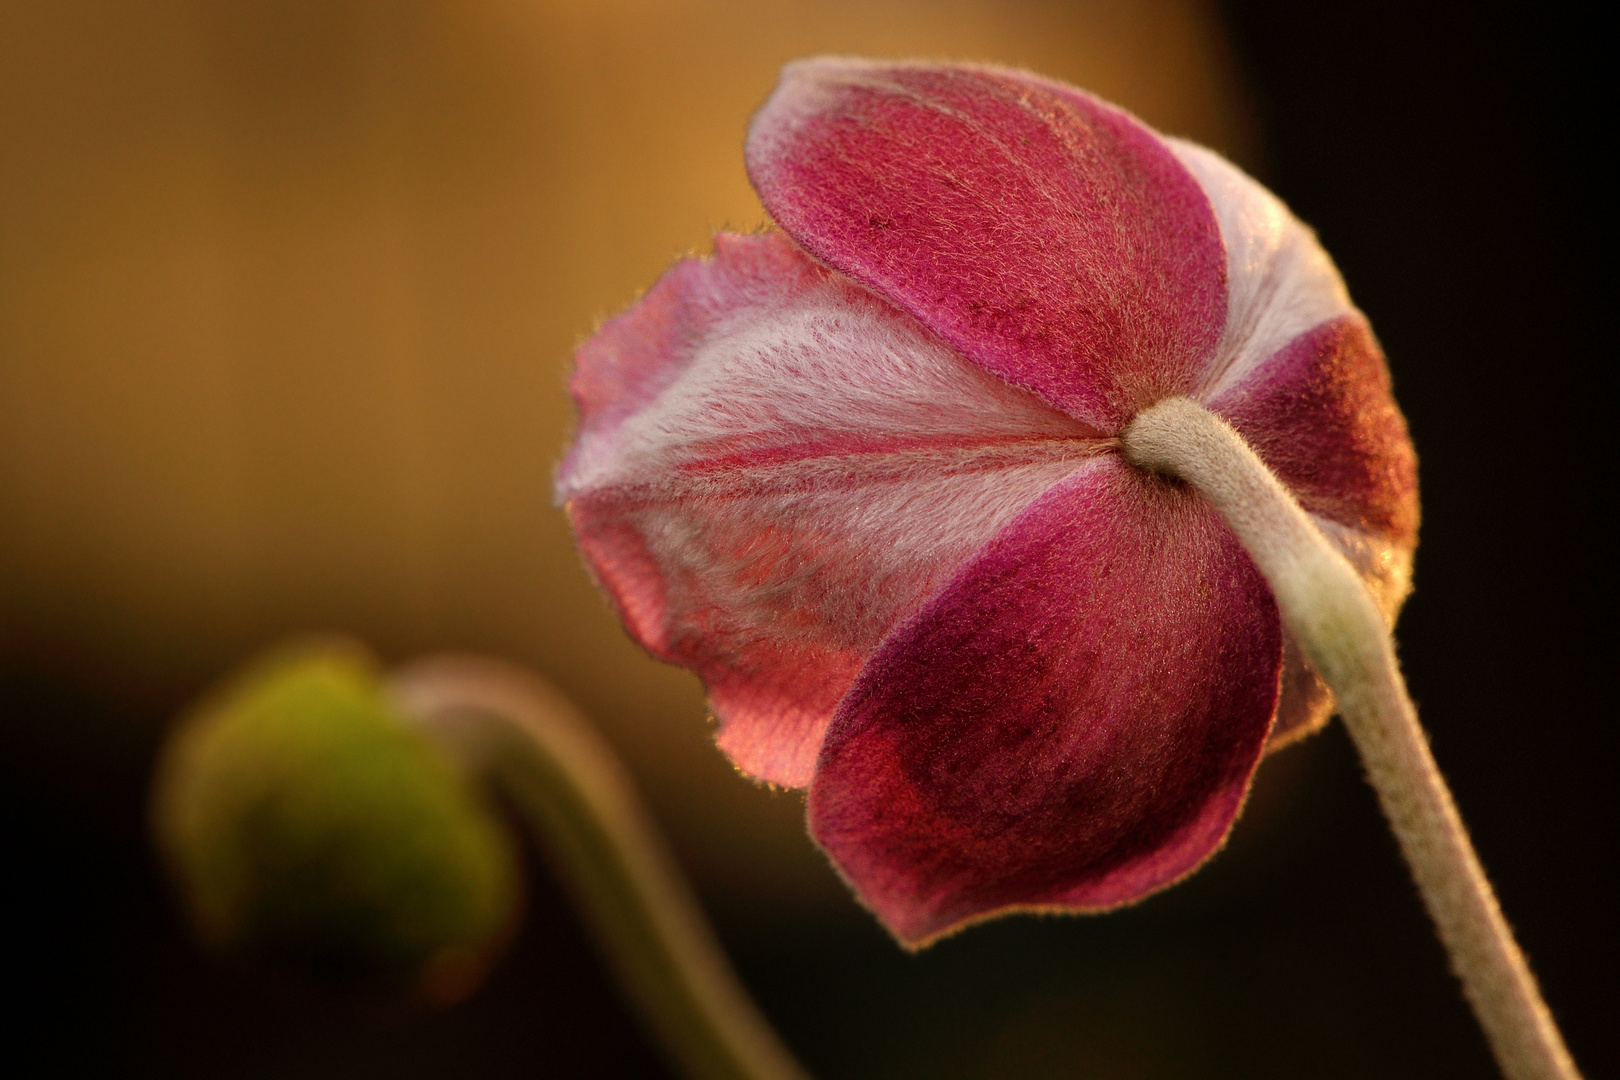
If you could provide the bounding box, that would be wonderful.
[558,58,1418,946]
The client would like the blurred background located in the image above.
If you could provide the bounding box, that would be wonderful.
[0,1,1606,1077]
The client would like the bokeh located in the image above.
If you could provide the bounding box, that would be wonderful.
[1,2,1606,1078]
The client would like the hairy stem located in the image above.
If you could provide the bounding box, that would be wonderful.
[389,655,810,1080]
[1123,396,1578,1080]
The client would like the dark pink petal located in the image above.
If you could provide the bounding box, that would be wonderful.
[1213,316,1419,548]
[1211,316,1420,747]
[809,458,1282,946]
[560,232,1101,786]
[746,58,1227,432]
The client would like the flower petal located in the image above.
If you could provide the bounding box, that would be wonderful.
[560,232,1101,786]
[1165,142,1419,748]
[1214,316,1419,548]
[1213,317,1420,747]
[809,457,1282,946]
[746,58,1227,432]
[1163,139,1357,402]
[565,224,818,461]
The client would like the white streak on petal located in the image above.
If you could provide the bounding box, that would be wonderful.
[1167,138,1355,402]
[559,247,1102,784]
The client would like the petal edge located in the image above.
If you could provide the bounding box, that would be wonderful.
[810,457,1282,946]
[747,58,1227,432]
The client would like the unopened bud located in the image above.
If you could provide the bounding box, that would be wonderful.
[150,640,519,1004]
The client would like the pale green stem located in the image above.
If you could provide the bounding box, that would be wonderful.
[1123,397,1579,1080]
[388,656,811,1080]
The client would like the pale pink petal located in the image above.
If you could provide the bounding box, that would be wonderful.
[560,232,1102,786]
[809,458,1282,946]
[746,58,1227,432]
[565,227,816,462]
[1164,138,1357,402]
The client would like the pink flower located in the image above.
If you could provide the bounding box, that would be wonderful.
[558,58,1418,946]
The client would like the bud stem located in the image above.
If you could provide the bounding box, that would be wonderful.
[1122,396,1578,1080]
[389,656,810,1080]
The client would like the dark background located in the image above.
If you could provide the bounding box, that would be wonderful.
[2,1,1608,1077]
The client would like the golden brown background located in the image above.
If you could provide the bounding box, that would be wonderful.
[1,2,1606,1078]
[0,0,1255,900]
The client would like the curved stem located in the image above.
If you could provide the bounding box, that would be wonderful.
[1123,397,1578,1080]
[388,655,811,1080]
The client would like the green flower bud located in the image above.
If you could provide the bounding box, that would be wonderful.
[151,640,520,1004]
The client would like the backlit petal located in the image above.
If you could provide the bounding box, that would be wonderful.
[746,58,1227,431]
[810,457,1282,946]
[560,232,1101,785]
